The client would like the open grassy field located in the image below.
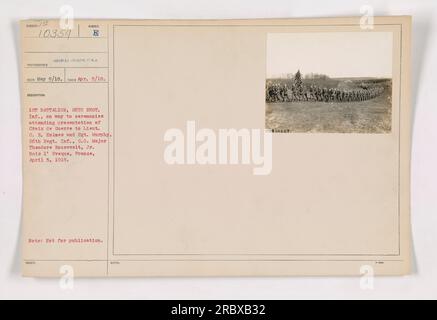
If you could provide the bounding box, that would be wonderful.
[265,78,392,133]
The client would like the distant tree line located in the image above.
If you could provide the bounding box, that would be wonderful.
[304,73,329,80]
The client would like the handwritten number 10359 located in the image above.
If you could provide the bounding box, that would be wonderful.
[38,29,72,39]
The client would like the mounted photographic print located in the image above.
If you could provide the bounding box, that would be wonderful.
[266,32,393,133]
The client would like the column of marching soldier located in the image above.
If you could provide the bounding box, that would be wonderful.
[266,82,385,103]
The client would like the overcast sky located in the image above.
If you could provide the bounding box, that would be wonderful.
[267,32,393,78]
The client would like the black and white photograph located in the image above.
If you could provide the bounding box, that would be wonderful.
[266,32,393,133]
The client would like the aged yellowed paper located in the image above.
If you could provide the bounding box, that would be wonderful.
[20,17,411,277]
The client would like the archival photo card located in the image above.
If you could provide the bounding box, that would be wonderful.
[20,17,411,277]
